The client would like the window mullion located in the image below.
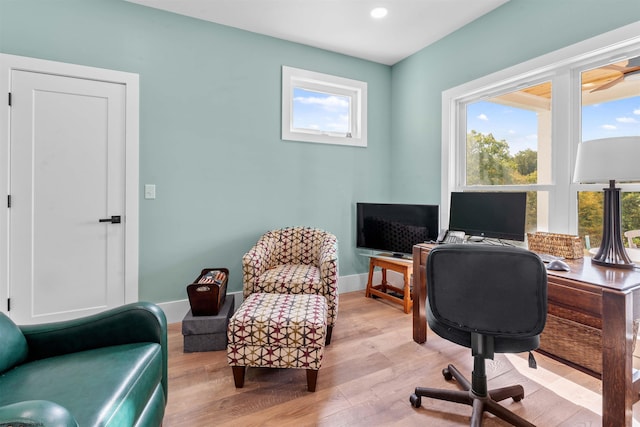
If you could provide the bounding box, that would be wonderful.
[548,70,572,233]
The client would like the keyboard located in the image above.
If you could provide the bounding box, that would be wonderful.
[443,234,464,244]
[536,253,564,263]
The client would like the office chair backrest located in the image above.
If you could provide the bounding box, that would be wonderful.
[427,244,547,339]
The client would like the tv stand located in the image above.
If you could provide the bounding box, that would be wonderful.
[365,256,412,314]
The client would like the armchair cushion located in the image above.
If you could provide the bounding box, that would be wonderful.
[255,264,321,294]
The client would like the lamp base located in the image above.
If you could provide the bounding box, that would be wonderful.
[591,181,635,270]
[590,257,635,270]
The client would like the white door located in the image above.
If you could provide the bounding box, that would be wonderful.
[8,70,127,324]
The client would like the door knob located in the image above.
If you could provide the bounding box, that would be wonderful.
[98,215,121,224]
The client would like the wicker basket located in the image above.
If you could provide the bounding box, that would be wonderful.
[527,232,583,259]
[539,314,602,374]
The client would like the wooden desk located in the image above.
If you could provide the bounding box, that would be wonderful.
[412,243,640,426]
[365,256,413,314]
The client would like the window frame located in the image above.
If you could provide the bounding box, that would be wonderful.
[282,66,367,147]
[441,22,640,236]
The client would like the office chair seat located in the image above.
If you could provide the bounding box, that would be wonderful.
[410,244,547,427]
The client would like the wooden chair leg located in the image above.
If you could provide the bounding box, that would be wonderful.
[306,369,318,392]
[231,366,246,388]
[325,325,333,345]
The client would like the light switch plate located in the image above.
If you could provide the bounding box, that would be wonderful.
[144,184,156,200]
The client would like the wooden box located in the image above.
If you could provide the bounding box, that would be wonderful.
[186,268,228,316]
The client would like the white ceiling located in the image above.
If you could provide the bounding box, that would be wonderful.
[125,0,510,65]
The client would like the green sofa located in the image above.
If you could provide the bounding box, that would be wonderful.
[0,302,167,427]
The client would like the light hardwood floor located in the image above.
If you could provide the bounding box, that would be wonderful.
[164,291,639,426]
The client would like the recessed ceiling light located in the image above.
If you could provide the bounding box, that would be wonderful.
[370,7,388,19]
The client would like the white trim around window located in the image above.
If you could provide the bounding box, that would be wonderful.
[441,21,640,235]
[282,66,367,147]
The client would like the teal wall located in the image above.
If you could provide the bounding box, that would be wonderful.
[0,0,392,302]
[390,0,640,204]
[1,0,639,305]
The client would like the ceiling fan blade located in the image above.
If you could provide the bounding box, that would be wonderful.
[623,65,640,74]
[590,75,624,92]
[601,64,626,72]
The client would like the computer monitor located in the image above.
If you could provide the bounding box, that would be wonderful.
[448,192,527,241]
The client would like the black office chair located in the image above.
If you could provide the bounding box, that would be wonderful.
[410,244,547,427]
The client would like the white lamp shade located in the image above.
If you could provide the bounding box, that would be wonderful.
[573,136,640,184]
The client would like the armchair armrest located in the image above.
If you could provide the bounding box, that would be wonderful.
[242,236,276,296]
[318,234,339,325]
[319,235,338,267]
[0,400,78,427]
[19,302,168,399]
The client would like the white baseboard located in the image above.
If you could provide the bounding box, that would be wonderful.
[157,271,386,324]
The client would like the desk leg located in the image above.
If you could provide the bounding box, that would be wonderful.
[412,246,427,343]
[602,289,634,426]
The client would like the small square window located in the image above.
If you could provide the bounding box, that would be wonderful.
[282,66,367,147]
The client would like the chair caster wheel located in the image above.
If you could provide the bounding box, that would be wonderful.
[442,367,453,381]
[513,393,524,402]
[409,393,421,408]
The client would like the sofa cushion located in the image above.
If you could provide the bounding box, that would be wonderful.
[0,313,28,374]
[0,342,163,426]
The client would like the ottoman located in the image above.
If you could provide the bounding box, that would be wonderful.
[227,292,328,392]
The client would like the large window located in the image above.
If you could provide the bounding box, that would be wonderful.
[465,82,552,233]
[577,59,640,247]
[282,66,367,147]
[442,23,640,245]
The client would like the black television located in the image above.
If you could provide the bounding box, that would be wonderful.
[448,191,527,241]
[356,203,439,256]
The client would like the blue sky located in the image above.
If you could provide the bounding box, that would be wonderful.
[292,88,349,133]
[467,96,640,155]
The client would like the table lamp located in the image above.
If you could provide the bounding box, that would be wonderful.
[573,136,640,269]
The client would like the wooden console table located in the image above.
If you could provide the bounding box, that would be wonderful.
[412,242,640,426]
[365,256,413,314]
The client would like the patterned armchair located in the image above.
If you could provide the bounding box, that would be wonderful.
[242,227,339,342]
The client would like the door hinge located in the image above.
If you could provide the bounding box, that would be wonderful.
[8,92,11,106]
[7,195,11,208]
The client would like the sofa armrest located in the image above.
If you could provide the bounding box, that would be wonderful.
[0,400,79,427]
[19,302,168,399]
